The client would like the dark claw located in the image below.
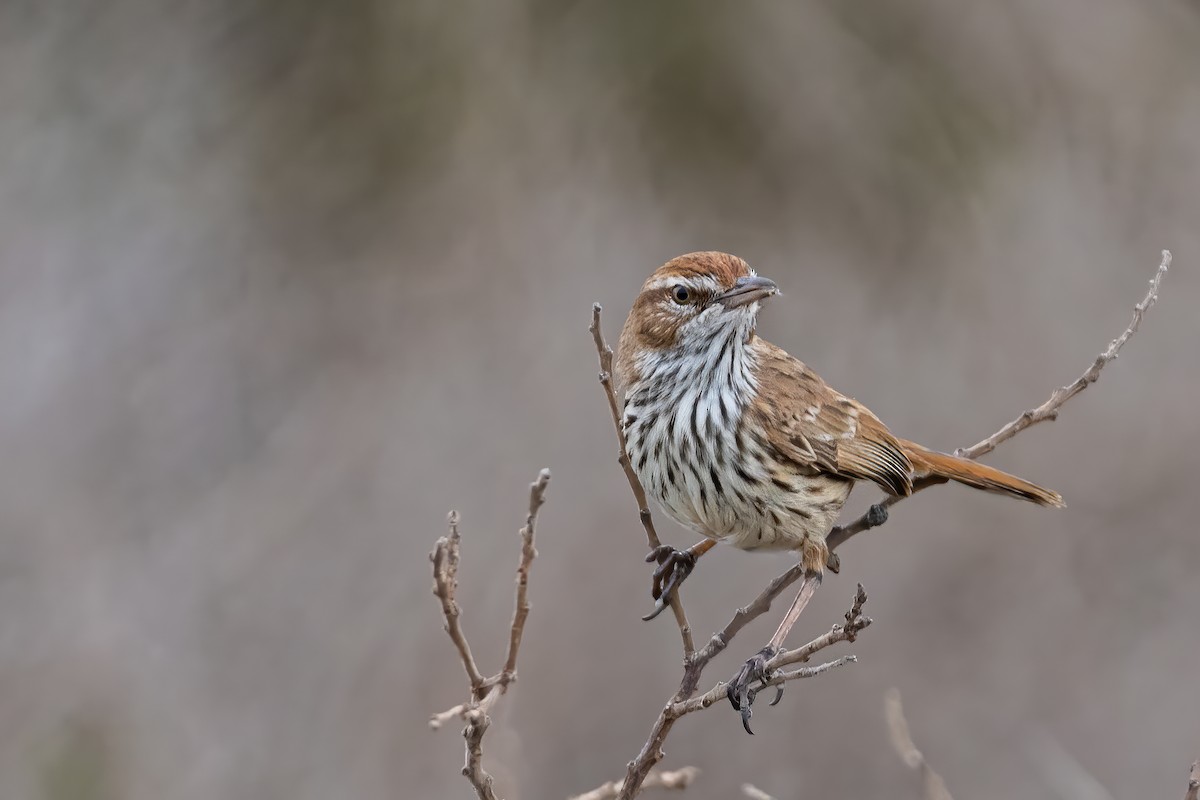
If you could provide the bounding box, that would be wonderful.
[656,558,688,601]
[727,679,757,734]
[768,685,784,706]
[645,544,674,564]
[826,552,841,574]
[866,503,889,528]
[642,545,698,619]
[645,545,674,599]
[725,645,780,734]
[641,596,670,622]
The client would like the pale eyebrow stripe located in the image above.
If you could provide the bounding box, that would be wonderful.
[644,275,722,293]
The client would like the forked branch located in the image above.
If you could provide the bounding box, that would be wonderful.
[608,583,872,799]
[429,469,552,800]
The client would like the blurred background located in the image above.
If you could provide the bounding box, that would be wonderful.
[1,1,1197,798]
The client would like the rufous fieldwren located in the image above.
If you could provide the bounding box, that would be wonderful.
[614,251,1062,731]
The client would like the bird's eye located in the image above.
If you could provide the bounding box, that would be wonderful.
[671,285,692,304]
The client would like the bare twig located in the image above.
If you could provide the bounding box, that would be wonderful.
[502,469,550,685]
[674,654,858,717]
[463,697,502,800]
[959,249,1170,460]
[741,784,778,800]
[1185,759,1199,800]
[592,304,694,655]
[569,767,700,800]
[886,689,954,800]
[690,563,807,665]
[674,585,869,717]
[431,512,487,693]
[429,469,552,800]
[617,709,685,799]
[828,248,1171,552]
[428,703,467,730]
[616,586,870,798]
[767,582,871,671]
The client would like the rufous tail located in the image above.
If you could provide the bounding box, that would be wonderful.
[899,440,1065,508]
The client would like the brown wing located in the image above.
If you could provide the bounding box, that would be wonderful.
[751,340,914,496]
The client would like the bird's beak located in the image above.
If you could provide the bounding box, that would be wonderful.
[716,275,779,308]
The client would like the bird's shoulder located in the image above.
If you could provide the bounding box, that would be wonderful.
[750,338,914,496]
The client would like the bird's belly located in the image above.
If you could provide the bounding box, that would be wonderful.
[628,418,852,552]
[719,473,852,551]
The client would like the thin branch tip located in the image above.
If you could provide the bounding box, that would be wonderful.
[742,784,778,800]
[429,703,467,730]
[429,470,552,800]
[830,247,1172,552]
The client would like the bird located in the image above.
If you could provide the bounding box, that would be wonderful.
[613,251,1063,731]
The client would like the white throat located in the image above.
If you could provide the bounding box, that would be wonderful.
[621,309,761,538]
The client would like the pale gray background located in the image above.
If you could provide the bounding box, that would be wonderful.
[1,2,1197,798]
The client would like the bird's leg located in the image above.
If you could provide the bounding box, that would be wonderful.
[726,569,823,734]
[642,538,717,621]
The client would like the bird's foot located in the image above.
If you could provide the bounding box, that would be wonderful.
[865,503,889,528]
[726,645,784,734]
[642,545,699,621]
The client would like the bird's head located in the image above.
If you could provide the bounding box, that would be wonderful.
[616,251,778,386]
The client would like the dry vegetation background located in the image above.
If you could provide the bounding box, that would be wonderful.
[1,1,1198,798]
